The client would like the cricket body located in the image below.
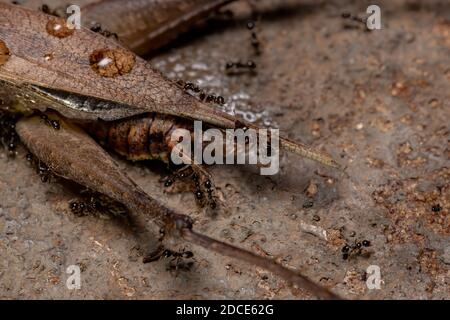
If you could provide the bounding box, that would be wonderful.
[0,1,341,299]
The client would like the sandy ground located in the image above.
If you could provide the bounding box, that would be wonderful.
[0,0,449,299]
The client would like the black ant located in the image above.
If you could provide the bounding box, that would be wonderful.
[341,239,371,260]
[40,114,60,130]
[90,23,119,40]
[162,164,192,187]
[224,19,261,76]
[26,152,53,182]
[431,204,442,213]
[341,12,372,31]
[40,4,60,17]
[247,20,261,55]
[163,166,216,210]
[0,111,19,157]
[341,12,367,24]
[225,60,257,75]
[69,198,99,216]
[177,80,225,105]
[193,172,216,210]
[37,162,52,182]
[163,249,194,260]
[69,191,128,217]
[143,246,195,272]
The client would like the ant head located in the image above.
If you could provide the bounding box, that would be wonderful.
[51,120,60,130]
[162,249,173,258]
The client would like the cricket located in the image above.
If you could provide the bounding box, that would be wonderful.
[1,0,448,305]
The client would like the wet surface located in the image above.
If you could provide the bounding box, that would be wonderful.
[89,48,136,78]
[0,0,449,299]
[46,17,75,38]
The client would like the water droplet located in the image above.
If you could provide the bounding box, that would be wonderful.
[0,39,10,67]
[191,62,208,71]
[46,18,74,38]
[89,48,135,77]
[44,53,54,61]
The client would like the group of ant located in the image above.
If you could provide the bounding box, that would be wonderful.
[177,80,226,106]
[68,191,128,218]
[225,20,261,75]
[194,174,216,210]
[69,195,102,216]
[0,109,19,157]
[164,166,217,210]
[341,239,371,260]
[40,114,61,130]
[25,152,53,183]
[0,108,59,180]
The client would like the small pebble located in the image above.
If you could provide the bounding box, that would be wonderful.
[305,181,318,198]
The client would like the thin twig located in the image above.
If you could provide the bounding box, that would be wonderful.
[181,228,342,300]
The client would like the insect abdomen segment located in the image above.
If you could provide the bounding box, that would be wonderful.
[86,113,193,163]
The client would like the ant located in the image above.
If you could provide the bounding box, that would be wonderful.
[69,190,128,217]
[0,111,19,157]
[69,197,99,216]
[163,166,216,210]
[247,20,261,56]
[431,204,442,213]
[143,246,195,272]
[340,12,372,31]
[90,23,119,40]
[341,239,371,260]
[193,173,216,210]
[26,152,53,182]
[177,80,225,105]
[224,19,262,76]
[341,12,367,24]
[225,60,257,75]
[40,114,60,130]
[40,4,60,17]
[163,249,194,260]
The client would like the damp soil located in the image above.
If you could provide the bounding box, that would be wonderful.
[0,0,448,299]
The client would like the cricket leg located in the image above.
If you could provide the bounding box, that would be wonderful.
[15,113,185,229]
[16,113,340,299]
